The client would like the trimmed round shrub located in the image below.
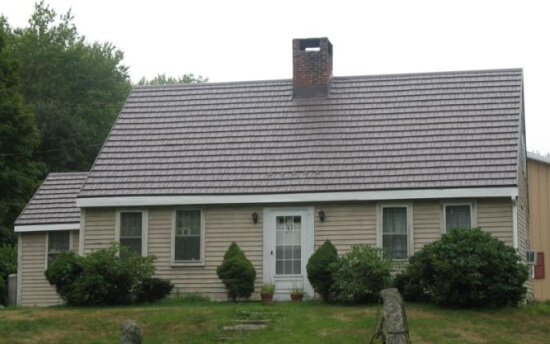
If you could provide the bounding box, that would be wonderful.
[306,240,338,302]
[330,244,392,303]
[216,242,256,302]
[403,228,529,308]
[135,278,174,303]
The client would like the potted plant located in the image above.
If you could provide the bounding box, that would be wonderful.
[290,285,304,302]
[261,283,275,304]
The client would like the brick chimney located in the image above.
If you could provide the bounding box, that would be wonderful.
[292,37,333,99]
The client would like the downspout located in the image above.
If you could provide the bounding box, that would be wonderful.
[512,196,519,250]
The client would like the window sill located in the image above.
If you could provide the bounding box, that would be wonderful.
[171,261,205,267]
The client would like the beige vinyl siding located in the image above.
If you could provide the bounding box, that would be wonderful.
[528,158,550,300]
[149,205,263,301]
[477,199,513,246]
[83,208,115,254]
[313,203,376,254]
[19,230,79,307]
[412,201,440,252]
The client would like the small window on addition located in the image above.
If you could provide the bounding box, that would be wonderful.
[47,231,70,266]
[120,211,143,256]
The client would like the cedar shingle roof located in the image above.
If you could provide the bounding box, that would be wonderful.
[79,69,523,198]
[16,172,87,225]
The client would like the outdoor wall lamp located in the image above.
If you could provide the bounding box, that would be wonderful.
[319,210,326,222]
[252,212,259,224]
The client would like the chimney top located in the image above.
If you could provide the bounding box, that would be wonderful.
[292,37,333,100]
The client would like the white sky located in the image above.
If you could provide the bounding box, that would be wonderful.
[2,0,550,154]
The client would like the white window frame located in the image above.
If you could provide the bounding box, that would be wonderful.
[45,231,73,268]
[171,208,205,266]
[441,201,477,234]
[376,203,413,261]
[115,209,148,256]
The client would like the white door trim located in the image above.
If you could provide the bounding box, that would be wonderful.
[263,206,314,300]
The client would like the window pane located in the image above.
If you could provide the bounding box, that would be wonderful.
[383,234,408,259]
[48,231,70,266]
[121,238,142,256]
[175,210,202,262]
[383,208,407,234]
[121,212,142,237]
[293,260,301,275]
[382,207,408,259]
[446,205,471,230]
[275,215,302,276]
[175,236,201,261]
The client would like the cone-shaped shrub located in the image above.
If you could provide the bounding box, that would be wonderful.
[306,240,338,302]
[217,242,256,302]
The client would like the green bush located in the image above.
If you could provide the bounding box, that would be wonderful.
[393,270,429,302]
[0,243,17,281]
[0,243,17,306]
[44,251,84,301]
[330,244,392,303]
[403,228,529,308]
[45,243,157,306]
[306,240,338,302]
[135,278,174,303]
[216,242,256,302]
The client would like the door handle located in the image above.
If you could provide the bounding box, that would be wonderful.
[271,250,273,255]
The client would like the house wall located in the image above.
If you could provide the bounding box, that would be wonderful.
[528,158,550,300]
[19,230,79,307]
[81,198,514,301]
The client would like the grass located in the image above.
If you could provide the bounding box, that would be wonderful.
[1,299,550,343]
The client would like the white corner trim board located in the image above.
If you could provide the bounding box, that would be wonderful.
[76,187,519,208]
[14,222,80,233]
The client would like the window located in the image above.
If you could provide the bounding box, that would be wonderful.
[47,231,71,266]
[443,203,475,232]
[275,215,302,275]
[116,210,147,256]
[174,210,203,263]
[381,206,409,260]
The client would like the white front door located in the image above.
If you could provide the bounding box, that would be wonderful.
[263,207,314,300]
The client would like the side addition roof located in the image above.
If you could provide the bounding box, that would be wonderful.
[15,172,88,232]
[79,69,523,199]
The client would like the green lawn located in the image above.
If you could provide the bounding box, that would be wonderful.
[1,299,550,343]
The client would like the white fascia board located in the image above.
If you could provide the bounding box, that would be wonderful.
[76,187,518,208]
[14,223,80,233]
[527,152,550,165]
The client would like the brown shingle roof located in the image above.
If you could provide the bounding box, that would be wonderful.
[79,69,523,197]
[16,172,87,225]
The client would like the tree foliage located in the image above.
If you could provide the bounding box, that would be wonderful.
[0,25,44,244]
[5,1,131,172]
[137,73,208,86]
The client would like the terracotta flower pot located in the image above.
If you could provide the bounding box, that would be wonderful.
[290,293,304,302]
[261,293,274,304]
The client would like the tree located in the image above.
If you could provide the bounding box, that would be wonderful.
[0,26,44,244]
[6,1,131,172]
[137,73,208,85]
